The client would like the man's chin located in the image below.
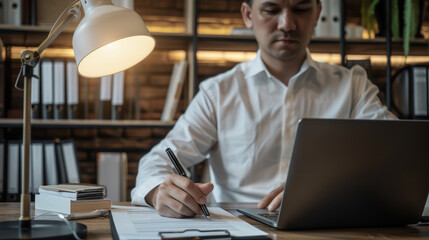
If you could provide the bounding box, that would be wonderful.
[272,49,303,61]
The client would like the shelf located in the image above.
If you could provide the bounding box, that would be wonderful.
[0,24,193,50]
[197,34,429,56]
[0,119,174,128]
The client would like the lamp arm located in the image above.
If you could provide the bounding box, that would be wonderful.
[36,0,81,55]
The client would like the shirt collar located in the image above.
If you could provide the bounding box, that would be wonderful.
[244,49,320,81]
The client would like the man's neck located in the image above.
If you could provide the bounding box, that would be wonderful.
[261,51,306,86]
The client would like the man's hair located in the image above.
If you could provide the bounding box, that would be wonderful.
[245,0,321,6]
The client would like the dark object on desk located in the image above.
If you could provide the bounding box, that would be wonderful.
[0,220,87,240]
[239,119,429,230]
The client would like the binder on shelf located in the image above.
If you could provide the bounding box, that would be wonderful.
[0,0,5,24]
[112,0,133,9]
[41,60,54,119]
[111,71,124,120]
[44,141,59,185]
[0,141,4,201]
[55,140,67,184]
[314,0,330,37]
[161,60,187,122]
[97,152,127,202]
[4,0,22,25]
[66,61,79,119]
[99,75,112,120]
[31,63,41,119]
[328,0,341,38]
[53,61,66,119]
[7,142,20,202]
[31,142,44,194]
[60,140,80,183]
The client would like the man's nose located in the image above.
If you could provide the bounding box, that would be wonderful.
[278,10,296,32]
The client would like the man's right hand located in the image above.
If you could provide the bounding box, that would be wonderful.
[145,174,214,218]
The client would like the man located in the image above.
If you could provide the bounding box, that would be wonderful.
[131,0,396,218]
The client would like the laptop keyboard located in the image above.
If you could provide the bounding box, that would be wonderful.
[258,212,279,221]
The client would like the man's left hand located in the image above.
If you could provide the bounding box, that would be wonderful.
[257,185,284,211]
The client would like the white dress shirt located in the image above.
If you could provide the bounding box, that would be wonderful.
[131,49,396,205]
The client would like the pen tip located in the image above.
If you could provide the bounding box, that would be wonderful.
[206,215,211,220]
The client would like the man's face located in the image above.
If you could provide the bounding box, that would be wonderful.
[241,0,321,62]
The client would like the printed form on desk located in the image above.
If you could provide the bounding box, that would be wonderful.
[111,207,268,240]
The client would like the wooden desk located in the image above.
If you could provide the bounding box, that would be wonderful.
[1,202,428,240]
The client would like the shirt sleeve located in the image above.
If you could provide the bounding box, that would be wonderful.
[131,87,218,206]
[349,65,398,120]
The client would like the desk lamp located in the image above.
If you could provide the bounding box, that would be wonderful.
[0,0,155,239]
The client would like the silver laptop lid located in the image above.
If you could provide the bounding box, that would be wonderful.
[276,119,429,229]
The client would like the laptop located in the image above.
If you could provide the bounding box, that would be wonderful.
[238,119,429,230]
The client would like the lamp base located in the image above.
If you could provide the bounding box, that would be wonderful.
[0,220,87,240]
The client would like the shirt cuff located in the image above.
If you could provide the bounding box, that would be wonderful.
[131,176,167,206]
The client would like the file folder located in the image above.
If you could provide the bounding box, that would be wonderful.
[54,61,66,119]
[66,61,79,119]
[7,142,20,201]
[44,141,59,185]
[41,60,54,119]
[0,141,4,201]
[111,71,124,120]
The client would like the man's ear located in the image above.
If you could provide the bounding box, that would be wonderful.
[241,2,253,29]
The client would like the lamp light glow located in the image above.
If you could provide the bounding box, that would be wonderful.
[78,35,155,78]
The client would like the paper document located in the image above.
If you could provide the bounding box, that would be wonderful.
[111,207,267,240]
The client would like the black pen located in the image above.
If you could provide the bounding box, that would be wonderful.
[165,148,211,219]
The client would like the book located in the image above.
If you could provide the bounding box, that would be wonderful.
[40,184,105,192]
[161,60,187,122]
[39,184,105,200]
[35,194,111,214]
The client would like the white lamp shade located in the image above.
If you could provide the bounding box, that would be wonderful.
[73,2,155,78]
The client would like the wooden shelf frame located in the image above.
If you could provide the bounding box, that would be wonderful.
[0,119,174,129]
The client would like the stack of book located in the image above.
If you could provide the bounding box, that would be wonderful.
[35,184,111,214]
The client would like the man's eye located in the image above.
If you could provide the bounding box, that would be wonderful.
[262,8,281,15]
[294,8,311,13]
